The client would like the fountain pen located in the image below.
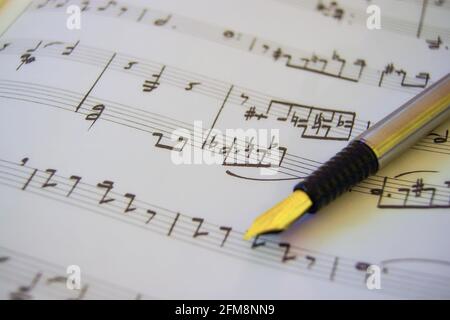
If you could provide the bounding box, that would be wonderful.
[244,73,450,240]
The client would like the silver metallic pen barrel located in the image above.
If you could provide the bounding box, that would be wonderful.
[357,73,450,168]
[294,73,450,212]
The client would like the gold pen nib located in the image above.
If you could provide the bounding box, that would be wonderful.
[243,190,313,240]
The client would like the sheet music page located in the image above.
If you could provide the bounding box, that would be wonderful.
[0,0,449,299]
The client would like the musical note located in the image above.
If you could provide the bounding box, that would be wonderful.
[85,104,106,129]
[20,157,29,166]
[316,0,345,20]
[378,64,430,88]
[1,158,449,298]
[373,175,450,209]
[263,100,355,141]
[428,130,448,143]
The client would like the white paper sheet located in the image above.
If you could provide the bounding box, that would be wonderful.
[0,0,449,299]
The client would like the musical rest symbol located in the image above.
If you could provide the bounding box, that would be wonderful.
[185,81,201,91]
[62,40,80,56]
[152,132,188,152]
[124,61,138,70]
[97,0,117,11]
[16,41,42,71]
[142,66,166,93]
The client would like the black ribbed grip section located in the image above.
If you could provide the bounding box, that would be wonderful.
[294,140,379,213]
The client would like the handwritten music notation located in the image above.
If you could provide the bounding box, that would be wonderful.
[0,157,449,299]
[29,0,437,94]
[0,246,150,300]
[1,38,448,157]
[0,78,448,187]
[372,174,450,209]
[277,0,450,49]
